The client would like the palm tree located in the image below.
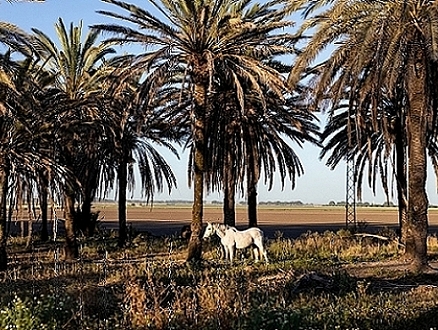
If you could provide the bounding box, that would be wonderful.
[12,57,56,242]
[320,102,406,221]
[0,16,33,271]
[94,0,297,261]
[32,18,115,259]
[0,21,33,270]
[288,0,438,269]
[0,2,51,269]
[0,53,22,270]
[104,71,184,247]
[203,88,243,226]
[205,83,320,227]
[0,52,72,270]
[321,88,438,245]
[243,89,320,227]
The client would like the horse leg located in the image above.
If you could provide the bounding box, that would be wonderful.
[256,241,269,263]
[223,245,229,261]
[222,244,228,260]
[229,246,235,263]
[218,244,225,260]
[253,247,260,261]
[261,247,269,263]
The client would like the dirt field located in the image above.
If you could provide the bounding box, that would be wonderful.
[91,204,438,238]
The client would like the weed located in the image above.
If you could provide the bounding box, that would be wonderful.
[1,230,438,329]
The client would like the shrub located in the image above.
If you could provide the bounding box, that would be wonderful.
[0,293,75,330]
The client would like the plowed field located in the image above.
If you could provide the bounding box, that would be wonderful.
[92,204,438,238]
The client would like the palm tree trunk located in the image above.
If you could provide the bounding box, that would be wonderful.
[223,136,235,226]
[223,183,236,226]
[117,156,128,247]
[63,188,78,260]
[247,178,258,227]
[404,43,429,268]
[80,196,93,236]
[39,173,49,242]
[394,114,408,243]
[187,116,205,261]
[187,70,208,262]
[0,161,9,270]
[80,166,99,236]
[247,151,258,228]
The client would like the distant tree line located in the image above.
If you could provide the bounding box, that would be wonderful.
[327,201,396,207]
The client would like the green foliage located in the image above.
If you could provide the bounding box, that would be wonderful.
[0,293,75,329]
[241,307,304,329]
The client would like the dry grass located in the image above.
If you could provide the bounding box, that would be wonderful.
[2,228,438,329]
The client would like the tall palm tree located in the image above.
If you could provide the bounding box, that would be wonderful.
[12,57,56,242]
[0,53,71,270]
[94,0,297,261]
[0,53,23,270]
[288,0,438,269]
[314,59,410,233]
[205,84,320,227]
[320,103,406,220]
[32,18,115,259]
[322,91,438,244]
[104,70,184,247]
[0,21,33,270]
[202,87,243,226]
[0,1,50,269]
[243,88,320,227]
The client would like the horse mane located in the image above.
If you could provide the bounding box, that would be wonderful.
[217,223,228,232]
[211,223,239,235]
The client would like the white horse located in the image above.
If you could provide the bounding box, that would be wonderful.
[202,222,268,263]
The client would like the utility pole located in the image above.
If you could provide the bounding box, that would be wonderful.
[345,153,356,229]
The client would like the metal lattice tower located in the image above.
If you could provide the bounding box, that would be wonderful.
[345,154,356,229]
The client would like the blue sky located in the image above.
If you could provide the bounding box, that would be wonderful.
[2,0,438,205]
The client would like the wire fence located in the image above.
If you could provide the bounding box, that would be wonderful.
[0,218,186,329]
[0,214,412,329]
[0,218,270,330]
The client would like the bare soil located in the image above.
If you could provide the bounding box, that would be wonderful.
[91,204,438,238]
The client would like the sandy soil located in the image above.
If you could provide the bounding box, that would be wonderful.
[89,204,438,238]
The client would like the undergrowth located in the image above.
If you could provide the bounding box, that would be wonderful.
[1,229,438,329]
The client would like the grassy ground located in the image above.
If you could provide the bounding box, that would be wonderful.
[2,226,438,329]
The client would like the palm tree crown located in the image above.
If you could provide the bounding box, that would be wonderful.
[32,18,115,100]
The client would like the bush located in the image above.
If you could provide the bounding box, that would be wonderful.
[0,293,75,330]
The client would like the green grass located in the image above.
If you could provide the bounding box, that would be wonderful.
[1,229,438,329]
